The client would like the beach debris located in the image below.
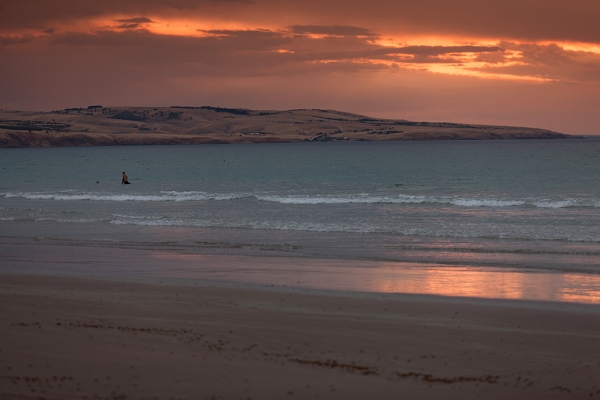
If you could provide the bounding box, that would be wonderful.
[395,371,499,384]
[289,358,378,375]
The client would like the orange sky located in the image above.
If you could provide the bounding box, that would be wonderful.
[1,0,599,134]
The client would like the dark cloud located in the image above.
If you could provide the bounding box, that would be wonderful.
[1,0,598,43]
[197,29,291,52]
[51,30,154,46]
[199,28,285,39]
[44,27,502,71]
[42,28,597,80]
[380,45,502,56]
[289,25,377,37]
[0,0,253,30]
[470,42,600,82]
[0,35,33,46]
[282,0,600,43]
[193,28,501,66]
[116,23,142,29]
[500,42,573,67]
[115,17,154,23]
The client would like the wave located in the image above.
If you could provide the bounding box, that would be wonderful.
[256,194,526,207]
[2,210,598,242]
[1,191,248,202]
[256,194,599,209]
[106,216,600,243]
[1,191,599,209]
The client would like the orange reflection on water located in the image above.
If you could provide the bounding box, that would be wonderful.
[153,253,205,261]
[148,253,600,304]
[372,266,527,300]
[366,264,600,304]
[558,274,600,304]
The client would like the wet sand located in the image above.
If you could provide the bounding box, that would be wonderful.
[1,273,599,399]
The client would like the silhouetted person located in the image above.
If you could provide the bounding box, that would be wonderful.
[122,172,130,184]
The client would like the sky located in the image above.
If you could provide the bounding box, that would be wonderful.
[1,0,599,134]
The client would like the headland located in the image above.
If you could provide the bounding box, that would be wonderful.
[0,106,580,148]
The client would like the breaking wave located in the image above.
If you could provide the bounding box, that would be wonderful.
[1,191,599,209]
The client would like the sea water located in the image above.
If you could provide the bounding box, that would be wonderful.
[1,140,600,301]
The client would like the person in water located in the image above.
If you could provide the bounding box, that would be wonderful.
[122,171,130,184]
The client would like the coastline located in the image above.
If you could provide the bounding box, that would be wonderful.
[2,272,599,399]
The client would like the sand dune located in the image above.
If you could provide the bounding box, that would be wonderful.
[0,106,578,148]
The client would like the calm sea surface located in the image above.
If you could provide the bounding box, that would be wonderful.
[1,140,600,301]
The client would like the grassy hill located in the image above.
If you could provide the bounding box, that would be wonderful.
[0,106,579,148]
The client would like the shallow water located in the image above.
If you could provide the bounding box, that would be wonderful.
[1,140,600,301]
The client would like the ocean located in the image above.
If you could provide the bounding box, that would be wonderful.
[1,139,600,302]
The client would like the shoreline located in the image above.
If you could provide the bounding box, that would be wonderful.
[3,269,600,310]
[0,131,583,149]
[1,272,599,399]
[2,227,600,305]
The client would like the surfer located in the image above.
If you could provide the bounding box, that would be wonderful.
[122,171,130,184]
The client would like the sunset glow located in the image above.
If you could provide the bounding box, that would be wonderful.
[1,0,599,134]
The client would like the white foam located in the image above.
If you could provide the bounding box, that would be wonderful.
[1,191,248,202]
[105,216,600,242]
[255,194,586,209]
[2,191,598,209]
[532,199,577,208]
[450,198,524,207]
[109,217,380,234]
[33,217,98,223]
[255,194,386,204]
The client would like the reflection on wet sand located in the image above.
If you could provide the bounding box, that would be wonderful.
[150,253,600,304]
[559,274,600,304]
[373,266,528,300]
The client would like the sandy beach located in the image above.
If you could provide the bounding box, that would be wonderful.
[2,272,599,399]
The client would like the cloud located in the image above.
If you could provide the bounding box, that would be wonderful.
[380,45,502,56]
[113,16,154,30]
[199,28,286,39]
[51,30,154,46]
[470,41,600,82]
[0,35,33,46]
[35,27,599,82]
[1,0,599,43]
[43,27,504,74]
[193,28,502,67]
[115,17,154,23]
[117,23,143,29]
[273,0,600,43]
[0,0,253,31]
[289,25,378,37]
